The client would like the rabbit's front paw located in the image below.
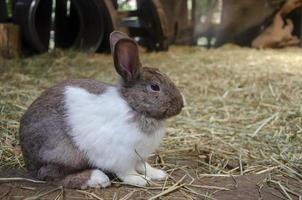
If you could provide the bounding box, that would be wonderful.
[83,169,111,189]
[147,168,167,181]
[136,162,168,181]
[118,172,149,186]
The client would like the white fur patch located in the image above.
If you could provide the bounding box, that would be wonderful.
[117,171,148,186]
[64,86,165,175]
[83,169,110,189]
[181,92,187,107]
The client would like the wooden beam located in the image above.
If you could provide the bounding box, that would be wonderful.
[0,23,21,59]
[300,6,302,46]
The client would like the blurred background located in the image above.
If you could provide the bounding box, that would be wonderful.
[1,1,302,199]
[1,0,302,58]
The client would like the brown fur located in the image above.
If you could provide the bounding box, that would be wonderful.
[19,79,107,177]
[19,32,183,189]
[60,169,93,189]
[120,67,184,120]
[112,31,183,119]
[37,164,66,181]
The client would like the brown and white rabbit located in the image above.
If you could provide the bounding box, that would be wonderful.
[19,31,184,189]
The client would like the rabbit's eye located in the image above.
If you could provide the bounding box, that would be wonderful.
[148,84,160,92]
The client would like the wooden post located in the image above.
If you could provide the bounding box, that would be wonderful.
[300,6,302,47]
[0,23,21,59]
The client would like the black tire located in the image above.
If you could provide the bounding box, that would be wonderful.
[13,0,107,54]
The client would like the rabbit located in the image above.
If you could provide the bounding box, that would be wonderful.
[19,31,184,189]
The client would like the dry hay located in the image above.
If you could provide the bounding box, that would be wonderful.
[0,46,301,199]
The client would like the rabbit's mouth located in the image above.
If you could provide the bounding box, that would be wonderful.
[163,102,183,119]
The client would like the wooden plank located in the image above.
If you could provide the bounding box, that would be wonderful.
[117,10,139,19]
[0,23,21,59]
[158,0,194,45]
[103,0,118,30]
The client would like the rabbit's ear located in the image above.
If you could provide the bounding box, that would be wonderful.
[110,31,141,82]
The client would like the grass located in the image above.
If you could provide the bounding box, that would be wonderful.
[0,46,302,199]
